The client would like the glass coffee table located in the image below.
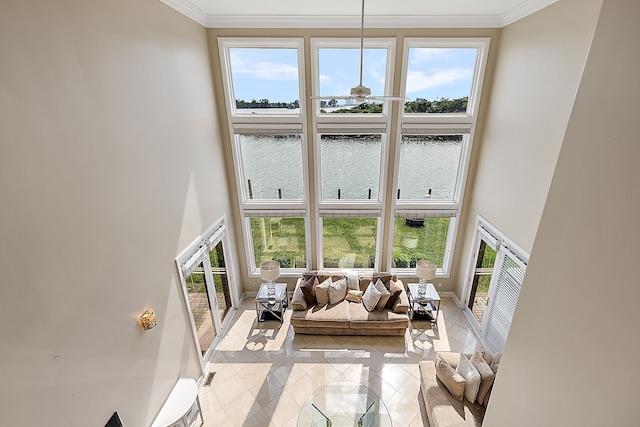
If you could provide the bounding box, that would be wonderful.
[297,381,392,427]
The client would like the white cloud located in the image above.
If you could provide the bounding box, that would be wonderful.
[405,68,472,94]
[409,48,454,65]
[233,61,298,80]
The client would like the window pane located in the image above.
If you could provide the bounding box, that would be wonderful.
[229,48,300,115]
[184,261,215,355]
[397,135,462,201]
[238,134,303,201]
[250,217,306,269]
[318,48,387,113]
[404,48,478,114]
[320,134,381,200]
[322,217,377,269]
[392,217,451,269]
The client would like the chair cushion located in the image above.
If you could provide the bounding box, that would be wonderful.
[470,351,495,405]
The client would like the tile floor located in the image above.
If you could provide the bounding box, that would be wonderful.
[199,297,484,427]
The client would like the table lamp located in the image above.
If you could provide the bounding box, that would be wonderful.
[260,260,280,295]
[416,260,436,294]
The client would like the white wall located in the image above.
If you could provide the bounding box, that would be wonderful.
[452,0,602,295]
[484,0,639,425]
[0,0,234,425]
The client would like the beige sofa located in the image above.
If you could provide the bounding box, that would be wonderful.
[290,270,410,336]
[419,351,501,426]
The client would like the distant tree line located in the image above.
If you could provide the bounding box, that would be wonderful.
[235,96,468,114]
[236,99,300,109]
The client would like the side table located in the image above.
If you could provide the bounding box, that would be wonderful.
[255,283,288,322]
[407,283,441,323]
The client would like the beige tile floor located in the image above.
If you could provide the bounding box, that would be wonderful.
[199,297,483,427]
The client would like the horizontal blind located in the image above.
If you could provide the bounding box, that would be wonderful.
[483,253,526,353]
[233,123,303,135]
[395,209,457,219]
[181,244,208,277]
[317,123,386,134]
[319,209,382,218]
[243,210,306,218]
[401,124,470,135]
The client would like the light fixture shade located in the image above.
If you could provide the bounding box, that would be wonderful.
[260,260,280,282]
[140,308,157,330]
[416,260,437,281]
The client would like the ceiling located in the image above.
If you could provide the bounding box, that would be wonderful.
[160,0,558,29]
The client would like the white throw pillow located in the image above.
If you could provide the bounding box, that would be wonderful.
[373,278,391,310]
[362,281,382,312]
[328,277,348,304]
[456,354,481,403]
[315,277,331,307]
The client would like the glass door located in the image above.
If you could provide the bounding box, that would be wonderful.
[468,239,497,324]
[184,258,218,357]
[209,240,233,324]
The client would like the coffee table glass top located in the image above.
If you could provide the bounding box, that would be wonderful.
[297,381,392,427]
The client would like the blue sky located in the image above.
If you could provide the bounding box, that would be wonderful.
[229,47,477,103]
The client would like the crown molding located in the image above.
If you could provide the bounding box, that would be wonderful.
[160,0,207,26]
[161,0,558,29]
[204,14,505,29]
[501,0,558,27]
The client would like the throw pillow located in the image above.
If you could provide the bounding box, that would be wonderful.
[345,289,363,303]
[470,351,495,405]
[345,270,360,291]
[373,278,391,310]
[435,355,465,401]
[456,354,481,403]
[290,285,308,311]
[315,277,331,306]
[300,276,318,306]
[328,277,348,304]
[384,279,403,309]
[362,281,382,312]
[481,350,502,374]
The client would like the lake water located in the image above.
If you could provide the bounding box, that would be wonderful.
[239,134,462,201]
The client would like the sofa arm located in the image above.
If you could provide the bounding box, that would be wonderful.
[393,279,410,314]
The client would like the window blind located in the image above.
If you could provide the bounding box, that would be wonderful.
[233,123,303,135]
[394,209,456,219]
[482,253,526,353]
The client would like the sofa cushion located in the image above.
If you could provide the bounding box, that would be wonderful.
[315,277,331,306]
[373,278,391,309]
[349,302,410,329]
[435,355,465,401]
[291,284,308,311]
[470,351,495,405]
[300,276,318,306]
[457,354,481,403]
[290,299,351,329]
[384,279,403,309]
[328,277,348,305]
[362,281,382,312]
[345,289,363,303]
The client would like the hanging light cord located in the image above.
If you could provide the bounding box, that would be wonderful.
[359,0,365,87]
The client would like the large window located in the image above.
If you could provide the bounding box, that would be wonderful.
[218,36,489,278]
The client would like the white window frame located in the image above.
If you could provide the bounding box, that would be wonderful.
[389,37,490,278]
[463,216,529,353]
[311,38,397,122]
[218,38,307,122]
[175,216,239,375]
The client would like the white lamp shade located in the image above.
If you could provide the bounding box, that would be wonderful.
[260,260,280,282]
[416,260,437,281]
